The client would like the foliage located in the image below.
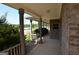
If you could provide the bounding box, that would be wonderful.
[0,13,20,51]
[24,24,38,29]
[0,13,39,51]
[0,13,7,24]
[34,28,49,37]
[32,24,38,29]
[24,23,38,43]
[25,34,32,43]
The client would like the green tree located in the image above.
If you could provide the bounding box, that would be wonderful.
[0,13,20,51]
[0,13,7,24]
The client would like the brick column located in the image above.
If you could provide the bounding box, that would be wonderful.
[61,4,79,55]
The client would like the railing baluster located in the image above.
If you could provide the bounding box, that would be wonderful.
[13,47,16,55]
[16,47,18,55]
[19,44,20,54]
[8,50,10,55]
[19,45,21,54]
[1,44,21,55]
[10,49,12,55]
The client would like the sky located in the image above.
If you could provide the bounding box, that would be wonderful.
[0,4,38,24]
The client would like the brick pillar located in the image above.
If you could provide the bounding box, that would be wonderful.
[61,4,79,55]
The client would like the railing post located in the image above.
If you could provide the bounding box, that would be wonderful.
[42,22,44,28]
[46,23,47,28]
[30,19,32,40]
[19,8,26,55]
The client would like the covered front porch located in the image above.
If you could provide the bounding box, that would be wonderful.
[0,3,62,55]
[1,3,79,55]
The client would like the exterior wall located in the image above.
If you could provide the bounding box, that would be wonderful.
[61,4,79,54]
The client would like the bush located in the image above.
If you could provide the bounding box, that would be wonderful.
[0,13,20,51]
[25,34,32,43]
[0,24,20,51]
[34,28,49,37]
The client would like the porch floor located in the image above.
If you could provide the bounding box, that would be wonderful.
[27,35,62,55]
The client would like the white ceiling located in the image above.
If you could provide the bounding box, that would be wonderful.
[5,3,62,23]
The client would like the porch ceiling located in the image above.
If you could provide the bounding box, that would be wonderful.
[4,3,62,23]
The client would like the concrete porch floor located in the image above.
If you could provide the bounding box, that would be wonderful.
[27,35,62,55]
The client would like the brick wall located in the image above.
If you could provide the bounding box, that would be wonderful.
[61,4,79,55]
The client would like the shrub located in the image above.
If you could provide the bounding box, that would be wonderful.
[0,13,20,51]
[34,28,49,37]
[0,24,20,51]
[25,34,32,43]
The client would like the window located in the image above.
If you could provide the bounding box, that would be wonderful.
[53,24,59,29]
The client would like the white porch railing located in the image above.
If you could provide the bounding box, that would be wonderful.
[0,44,21,55]
[31,34,37,40]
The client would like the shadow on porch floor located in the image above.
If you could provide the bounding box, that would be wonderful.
[27,35,62,55]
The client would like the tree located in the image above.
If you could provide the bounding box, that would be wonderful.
[0,13,20,51]
[0,13,7,24]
